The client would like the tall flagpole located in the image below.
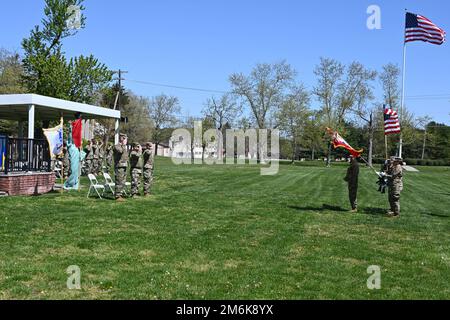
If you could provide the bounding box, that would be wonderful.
[399,10,407,158]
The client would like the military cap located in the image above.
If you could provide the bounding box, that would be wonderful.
[119,133,128,139]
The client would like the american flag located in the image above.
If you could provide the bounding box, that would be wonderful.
[405,12,446,45]
[384,106,401,136]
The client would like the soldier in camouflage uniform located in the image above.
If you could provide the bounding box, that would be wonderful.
[92,140,99,176]
[129,143,143,198]
[114,134,129,201]
[386,157,404,217]
[344,155,360,213]
[62,143,71,179]
[97,140,104,175]
[143,143,154,196]
[84,140,94,175]
[105,143,114,173]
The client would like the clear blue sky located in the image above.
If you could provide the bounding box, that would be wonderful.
[1,0,449,123]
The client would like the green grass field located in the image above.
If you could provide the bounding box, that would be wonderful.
[0,157,449,300]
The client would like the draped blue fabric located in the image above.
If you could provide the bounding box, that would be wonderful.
[64,127,81,190]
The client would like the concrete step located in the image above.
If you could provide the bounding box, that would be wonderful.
[0,191,8,197]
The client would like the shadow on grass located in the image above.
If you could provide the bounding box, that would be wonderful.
[288,204,348,213]
[361,207,386,216]
[421,212,450,218]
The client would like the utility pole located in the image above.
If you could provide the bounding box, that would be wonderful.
[112,69,128,110]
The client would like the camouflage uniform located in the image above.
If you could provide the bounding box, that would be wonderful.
[93,143,99,175]
[387,160,403,216]
[142,146,154,195]
[98,144,105,174]
[114,138,129,199]
[105,145,113,173]
[344,157,359,211]
[62,146,71,179]
[129,144,143,197]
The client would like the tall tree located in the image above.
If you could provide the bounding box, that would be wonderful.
[121,93,153,144]
[229,61,296,160]
[21,0,111,103]
[379,63,418,158]
[379,63,401,109]
[314,58,375,166]
[148,94,181,155]
[202,94,241,130]
[0,49,26,134]
[351,66,377,166]
[276,85,311,162]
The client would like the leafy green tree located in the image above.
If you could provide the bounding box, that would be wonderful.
[314,58,376,165]
[230,61,296,161]
[21,0,111,103]
[276,84,311,162]
[0,49,27,134]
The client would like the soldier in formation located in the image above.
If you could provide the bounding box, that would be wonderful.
[129,143,143,198]
[143,143,154,196]
[113,134,129,202]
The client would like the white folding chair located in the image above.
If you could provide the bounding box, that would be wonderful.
[103,172,131,196]
[87,174,105,199]
[102,172,116,196]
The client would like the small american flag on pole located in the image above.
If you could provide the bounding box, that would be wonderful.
[405,12,446,45]
[384,106,401,136]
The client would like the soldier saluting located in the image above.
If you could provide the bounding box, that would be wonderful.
[114,134,129,202]
[143,143,154,197]
[129,143,143,198]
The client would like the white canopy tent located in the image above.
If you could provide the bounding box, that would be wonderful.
[0,94,121,143]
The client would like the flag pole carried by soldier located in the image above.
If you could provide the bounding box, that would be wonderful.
[129,142,143,198]
[114,134,129,202]
[143,142,154,197]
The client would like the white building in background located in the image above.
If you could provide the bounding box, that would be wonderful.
[153,142,171,157]
[169,136,218,159]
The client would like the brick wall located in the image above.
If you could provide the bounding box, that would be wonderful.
[0,173,56,196]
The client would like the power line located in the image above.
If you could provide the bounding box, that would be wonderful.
[125,78,229,94]
[123,77,450,102]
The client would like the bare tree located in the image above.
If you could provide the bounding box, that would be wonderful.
[351,66,377,166]
[314,58,375,166]
[416,116,432,160]
[276,84,311,162]
[379,63,401,109]
[202,94,241,130]
[148,94,181,155]
[229,61,296,160]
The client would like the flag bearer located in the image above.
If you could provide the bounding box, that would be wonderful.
[344,155,360,213]
[386,157,404,217]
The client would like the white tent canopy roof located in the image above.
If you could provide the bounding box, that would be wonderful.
[0,94,120,121]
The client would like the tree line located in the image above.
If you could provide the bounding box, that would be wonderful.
[1,0,449,163]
